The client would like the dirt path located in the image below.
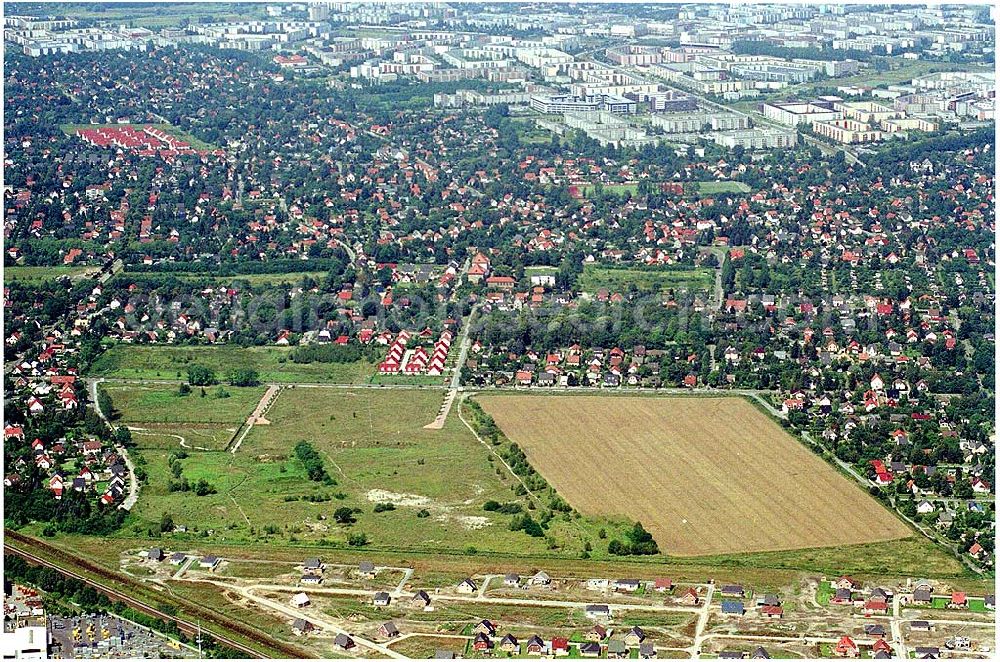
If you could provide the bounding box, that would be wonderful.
[457,393,540,503]
[230,385,281,454]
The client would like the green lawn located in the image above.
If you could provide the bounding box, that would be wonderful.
[5,265,98,283]
[88,345,375,384]
[929,596,988,612]
[123,271,330,287]
[60,122,218,151]
[692,181,751,194]
[577,264,714,293]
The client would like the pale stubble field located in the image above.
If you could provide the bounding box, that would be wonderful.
[478,395,913,556]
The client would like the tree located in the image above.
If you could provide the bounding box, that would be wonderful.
[227,367,260,387]
[187,365,217,386]
[333,507,355,524]
[159,512,174,534]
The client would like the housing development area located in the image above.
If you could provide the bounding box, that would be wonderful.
[1,1,996,660]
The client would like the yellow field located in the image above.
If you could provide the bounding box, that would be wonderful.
[478,395,913,556]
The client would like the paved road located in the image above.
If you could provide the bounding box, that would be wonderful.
[449,303,478,391]
[88,378,139,510]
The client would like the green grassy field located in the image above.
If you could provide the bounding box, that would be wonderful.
[684,537,966,579]
[46,2,267,28]
[60,122,217,151]
[778,59,992,98]
[123,270,330,286]
[577,264,714,293]
[693,180,752,194]
[571,182,641,197]
[102,383,264,450]
[104,384,265,424]
[89,345,375,384]
[119,388,636,555]
[525,266,558,275]
[4,265,97,283]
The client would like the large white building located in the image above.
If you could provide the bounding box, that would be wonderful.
[714,128,798,149]
[0,626,48,659]
[762,101,843,126]
[530,94,637,115]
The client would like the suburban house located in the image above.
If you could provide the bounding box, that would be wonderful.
[291,618,314,636]
[584,604,611,621]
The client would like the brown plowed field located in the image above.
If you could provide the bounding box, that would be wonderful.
[478,395,912,556]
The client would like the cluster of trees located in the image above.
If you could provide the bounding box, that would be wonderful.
[187,365,217,386]
[607,522,660,556]
[509,513,544,537]
[483,500,524,515]
[498,442,550,494]
[227,368,260,387]
[293,441,331,483]
[167,452,217,496]
[7,486,125,537]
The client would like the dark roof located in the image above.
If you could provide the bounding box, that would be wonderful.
[721,600,745,614]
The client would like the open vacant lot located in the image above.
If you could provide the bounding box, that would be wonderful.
[124,388,625,554]
[89,345,375,384]
[577,264,714,293]
[103,383,265,449]
[693,180,752,194]
[5,265,98,283]
[478,395,913,556]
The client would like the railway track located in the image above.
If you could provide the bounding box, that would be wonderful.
[4,530,309,659]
